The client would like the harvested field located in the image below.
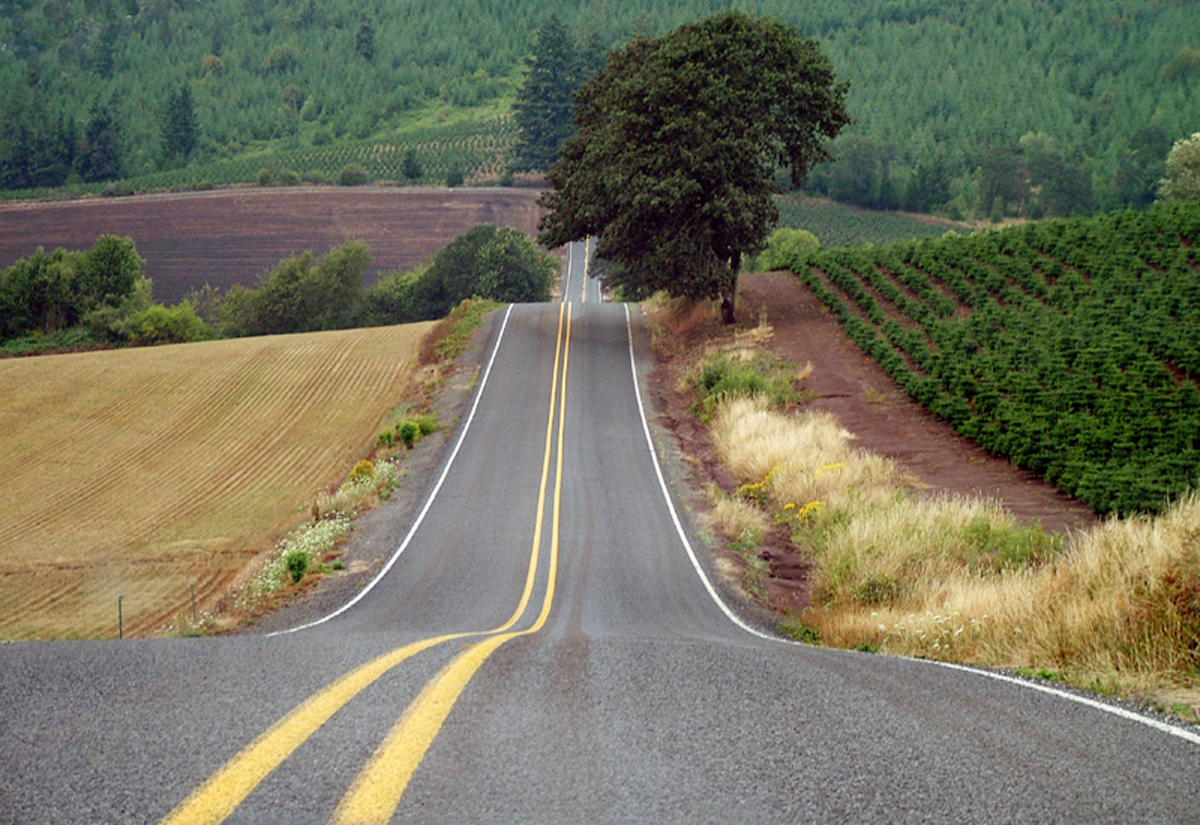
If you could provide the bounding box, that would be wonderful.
[0,186,544,304]
[0,323,433,640]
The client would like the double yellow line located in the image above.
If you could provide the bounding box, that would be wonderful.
[163,303,573,825]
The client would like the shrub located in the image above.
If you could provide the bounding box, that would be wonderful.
[397,420,419,448]
[349,459,375,483]
[339,163,369,186]
[256,167,273,186]
[755,228,821,271]
[285,548,309,583]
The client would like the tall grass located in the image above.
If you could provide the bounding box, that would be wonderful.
[710,394,1200,710]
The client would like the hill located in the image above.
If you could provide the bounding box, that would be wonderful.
[1,1,1196,213]
[0,322,432,640]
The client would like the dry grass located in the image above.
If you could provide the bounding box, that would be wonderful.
[0,322,434,640]
[710,394,1200,715]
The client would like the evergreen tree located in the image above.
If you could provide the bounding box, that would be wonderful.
[1115,126,1171,208]
[80,96,124,183]
[512,16,577,173]
[160,83,199,164]
[906,153,952,212]
[355,11,375,62]
[401,149,423,181]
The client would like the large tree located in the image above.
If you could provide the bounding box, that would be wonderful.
[511,16,578,173]
[538,11,849,323]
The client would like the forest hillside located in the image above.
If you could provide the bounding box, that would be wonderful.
[1,0,1196,216]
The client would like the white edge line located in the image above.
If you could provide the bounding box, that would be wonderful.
[268,303,516,637]
[623,304,775,643]
[622,303,1200,748]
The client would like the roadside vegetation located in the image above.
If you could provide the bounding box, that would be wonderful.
[649,294,1199,721]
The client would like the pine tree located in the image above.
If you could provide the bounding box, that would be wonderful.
[512,16,577,173]
[161,83,199,164]
[355,11,375,62]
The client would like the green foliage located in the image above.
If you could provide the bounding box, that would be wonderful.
[0,0,1195,211]
[430,298,502,362]
[285,548,309,583]
[539,11,850,323]
[161,84,200,163]
[362,224,555,326]
[0,235,145,342]
[221,240,372,336]
[511,15,584,173]
[262,44,301,73]
[691,350,808,420]
[397,420,419,448]
[793,200,1200,515]
[338,163,369,186]
[1159,132,1200,202]
[755,228,821,272]
[127,302,211,346]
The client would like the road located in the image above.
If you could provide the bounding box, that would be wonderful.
[2,240,1199,822]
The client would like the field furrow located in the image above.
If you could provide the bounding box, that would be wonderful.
[0,322,433,639]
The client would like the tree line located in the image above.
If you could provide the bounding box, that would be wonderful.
[0,225,557,355]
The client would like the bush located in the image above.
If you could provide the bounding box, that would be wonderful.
[285,548,309,583]
[755,228,821,272]
[349,459,375,483]
[256,167,273,186]
[339,163,369,186]
[127,301,211,345]
[397,420,419,448]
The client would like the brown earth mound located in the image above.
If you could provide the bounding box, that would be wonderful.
[0,186,544,304]
[649,270,1097,614]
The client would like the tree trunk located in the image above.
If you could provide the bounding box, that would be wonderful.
[719,255,740,324]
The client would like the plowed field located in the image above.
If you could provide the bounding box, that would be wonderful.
[0,323,433,640]
[0,186,544,304]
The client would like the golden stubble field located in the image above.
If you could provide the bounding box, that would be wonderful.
[0,323,434,640]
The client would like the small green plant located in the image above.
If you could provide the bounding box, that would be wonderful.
[285,548,309,583]
[781,622,821,644]
[398,420,419,448]
[377,427,395,447]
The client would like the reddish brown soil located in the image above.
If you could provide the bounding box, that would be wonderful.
[0,186,544,304]
[649,270,1098,615]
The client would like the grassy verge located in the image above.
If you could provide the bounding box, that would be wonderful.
[653,294,1200,721]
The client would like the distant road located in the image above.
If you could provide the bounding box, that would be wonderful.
[1,244,1198,823]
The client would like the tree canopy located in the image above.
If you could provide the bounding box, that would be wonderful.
[537,11,849,322]
[1159,132,1200,202]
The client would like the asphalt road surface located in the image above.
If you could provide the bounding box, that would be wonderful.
[2,241,1199,823]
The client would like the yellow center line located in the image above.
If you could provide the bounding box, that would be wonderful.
[330,303,573,825]
[161,303,570,825]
